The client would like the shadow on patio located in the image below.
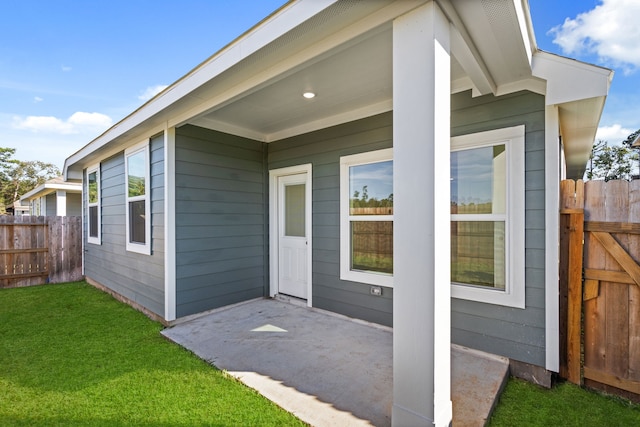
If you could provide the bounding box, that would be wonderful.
[162,298,508,426]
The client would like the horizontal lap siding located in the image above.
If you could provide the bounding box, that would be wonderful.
[46,194,57,216]
[269,113,394,326]
[67,193,82,216]
[175,125,266,317]
[451,90,546,366]
[84,134,165,316]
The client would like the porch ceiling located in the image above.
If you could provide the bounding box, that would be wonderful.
[184,0,536,143]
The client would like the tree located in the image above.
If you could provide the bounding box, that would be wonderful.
[0,147,60,211]
[586,139,639,181]
[622,129,640,148]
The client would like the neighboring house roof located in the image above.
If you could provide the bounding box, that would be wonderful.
[19,176,82,203]
[63,0,612,180]
[7,201,29,212]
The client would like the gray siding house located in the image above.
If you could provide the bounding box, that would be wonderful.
[63,1,612,425]
[20,176,82,216]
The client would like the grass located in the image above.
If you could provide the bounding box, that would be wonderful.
[5,281,640,427]
[0,281,306,426]
[489,378,640,426]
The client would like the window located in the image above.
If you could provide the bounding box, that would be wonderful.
[87,164,101,245]
[125,141,151,255]
[340,148,393,287]
[450,126,525,308]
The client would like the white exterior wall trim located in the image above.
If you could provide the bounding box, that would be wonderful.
[544,105,560,372]
[164,127,177,322]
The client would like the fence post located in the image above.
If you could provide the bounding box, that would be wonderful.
[563,208,584,385]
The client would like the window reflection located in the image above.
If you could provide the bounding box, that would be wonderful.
[451,145,505,215]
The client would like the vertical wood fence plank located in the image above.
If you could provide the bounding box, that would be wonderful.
[584,180,607,378]
[0,217,8,287]
[49,217,61,283]
[69,216,83,281]
[605,181,630,380]
[629,180,640,381]
[566,208,584,384]
[559,208,571,379]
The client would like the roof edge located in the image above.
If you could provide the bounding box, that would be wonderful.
[532,50,613,105]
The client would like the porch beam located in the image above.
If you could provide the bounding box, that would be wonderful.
[439,0,496,96]
[392,3,452,427]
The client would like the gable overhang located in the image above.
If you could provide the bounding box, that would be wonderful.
[64,0,550,181]
[20,182,82,203]
[533,51,613,179]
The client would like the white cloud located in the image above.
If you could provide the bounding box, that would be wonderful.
[138,84,168,101]
[34,96,43,103]
[549,0,640,74]
[61,65,72,72]
[12,112,113,135]
[596,123,633,144]
[67,112,113,129]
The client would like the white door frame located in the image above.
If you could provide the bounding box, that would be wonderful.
[269,164,313,307]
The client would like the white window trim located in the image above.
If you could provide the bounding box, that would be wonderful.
[340,148,394,288]
[450,125,525,309]
[125,140,151,255]
[87,163,101,245]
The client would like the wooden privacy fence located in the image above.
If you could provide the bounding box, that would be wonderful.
[560,179,640,400]
[0,216,82,288]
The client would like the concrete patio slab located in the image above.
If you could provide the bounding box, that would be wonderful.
[162,298,509,426]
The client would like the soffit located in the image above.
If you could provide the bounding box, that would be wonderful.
[558,96,607,179]
[187,0,536,142]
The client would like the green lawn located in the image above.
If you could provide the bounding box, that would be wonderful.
[489,378,640,426]
[0,281,306,426]
[4,281,640,426]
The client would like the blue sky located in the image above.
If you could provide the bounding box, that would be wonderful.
[1,0,639,170]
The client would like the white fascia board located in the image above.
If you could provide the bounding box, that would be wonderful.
[532,51,613,105]
[63,0,339,178]
[513,0,534,66]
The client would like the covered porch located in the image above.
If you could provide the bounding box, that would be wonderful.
[162,297,509,427]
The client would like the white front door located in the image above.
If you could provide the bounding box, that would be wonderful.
[277,173,308,299]
[269,165,312,305]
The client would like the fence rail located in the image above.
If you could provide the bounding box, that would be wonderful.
[0,216,82,288]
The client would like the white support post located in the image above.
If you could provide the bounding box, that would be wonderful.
[392,3,452,426]
[545,105,560,373]
[56,190,67,216]
[164,126,177,322]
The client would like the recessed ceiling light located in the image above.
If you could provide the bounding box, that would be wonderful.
[303,92,316,99]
